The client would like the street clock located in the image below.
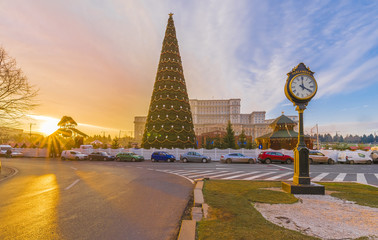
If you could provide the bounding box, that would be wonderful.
[285,63,317,109]
[281,62,325,195]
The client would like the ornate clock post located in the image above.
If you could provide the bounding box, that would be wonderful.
[282,63,325,195]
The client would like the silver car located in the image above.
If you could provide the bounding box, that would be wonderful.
[180,151,211,163]
[370,150,378,163]
[220,153,256,164]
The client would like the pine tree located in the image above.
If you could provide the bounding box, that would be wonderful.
[142,13,196,149]
[246,138,253,149]
[223,121,236,149]
[111,138,120,149]
[238,129,246,148]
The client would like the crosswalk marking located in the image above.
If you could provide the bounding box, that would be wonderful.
[153,168,378,187]
[356,173,367,185]
[334,173,347,182]
[207,171,244,178]
[168,169,202,173]
[265,172,292,180]
[222,171,261,180]
[243,172,276,180]
[187,171,229,178]
[180,170,214,176]
[311,173,329,181]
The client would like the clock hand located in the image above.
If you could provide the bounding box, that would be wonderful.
[303,86,312,92]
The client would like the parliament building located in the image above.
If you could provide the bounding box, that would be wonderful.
[134,98,298,146]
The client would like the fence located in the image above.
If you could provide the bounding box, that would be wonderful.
[14,147,373,161]
[14,148,371,161]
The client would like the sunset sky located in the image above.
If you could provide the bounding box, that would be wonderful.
[1,0,377,137]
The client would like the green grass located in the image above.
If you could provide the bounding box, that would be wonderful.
[197,181,318,240]
[319,182,378,208]
[197,181,378,240]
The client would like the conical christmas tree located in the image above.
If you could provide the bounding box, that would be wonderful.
[142,13,196,149]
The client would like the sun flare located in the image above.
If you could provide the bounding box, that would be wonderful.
[40,121,59,135]
[29,115,60,135]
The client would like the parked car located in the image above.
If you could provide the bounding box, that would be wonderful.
[0,145,23,158]
[115,152,144,162]
[0,145,13,157]
[371,150,378,164]
[7,151,23,158]
[258,151,293,164]
[180,151,211,163]
[88,151,115,161]
[151,151,176,162]
[338,151,372,164]
[309,151,335,164]
[220,153,256,164]
[61,150,88,160]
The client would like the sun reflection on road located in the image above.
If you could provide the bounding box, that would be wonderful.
[0,174,60,239]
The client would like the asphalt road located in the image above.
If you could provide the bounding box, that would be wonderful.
[0,158,193,240]
[103,160,378,187]
[18,159,374,186]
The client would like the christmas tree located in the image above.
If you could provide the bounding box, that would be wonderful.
[142,13,196,149]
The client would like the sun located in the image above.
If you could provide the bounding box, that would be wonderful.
[29,115,60,135]
[39,120,59,135]
[39,121,59,135]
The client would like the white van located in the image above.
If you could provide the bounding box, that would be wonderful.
[338,151,373,164]
[80,145,93,150]
[61,150,88,160]
[0,145,12,154]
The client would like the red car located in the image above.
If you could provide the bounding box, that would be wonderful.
[258,151,293,164]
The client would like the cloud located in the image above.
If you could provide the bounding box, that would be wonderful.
[1,0,377,133]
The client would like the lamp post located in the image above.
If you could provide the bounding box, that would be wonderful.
[29,123,36,139]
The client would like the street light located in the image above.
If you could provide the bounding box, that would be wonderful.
[29,123,36,139]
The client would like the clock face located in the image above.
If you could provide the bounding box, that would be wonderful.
[290,74,317,100]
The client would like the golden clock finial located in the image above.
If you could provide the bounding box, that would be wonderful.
[169,13,174,17]
[282,111,284,115]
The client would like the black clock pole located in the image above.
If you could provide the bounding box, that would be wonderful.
[293,107,310,185]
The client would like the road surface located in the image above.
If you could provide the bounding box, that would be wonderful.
[0,158,193,240]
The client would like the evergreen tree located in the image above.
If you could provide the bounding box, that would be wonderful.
[111,138,120,149]
[246,138,253,149]
[205,138,214,149]
[362,134,367,143]
[213,135,222,149]
[238,129,246,148]
[223,121,236,149]
[142,13,196,149]
[367,134,374,143]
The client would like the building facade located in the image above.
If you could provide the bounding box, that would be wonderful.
[134,98,298,146]
[134,116,147,144]
[255,114,313,150]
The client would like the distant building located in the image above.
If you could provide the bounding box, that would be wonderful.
[134,116,147,144]
[255,114,313,150]
[134,98,298,147]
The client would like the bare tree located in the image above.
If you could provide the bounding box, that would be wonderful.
[0,47,38,126]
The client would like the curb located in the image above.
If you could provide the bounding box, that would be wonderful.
[177,178,208,240]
